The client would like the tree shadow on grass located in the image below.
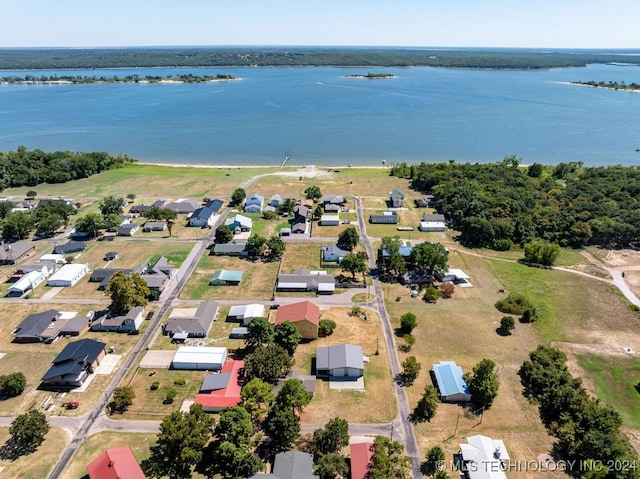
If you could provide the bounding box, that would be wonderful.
[0,438,37,461]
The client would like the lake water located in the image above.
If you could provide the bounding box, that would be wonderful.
[1,64,639,167]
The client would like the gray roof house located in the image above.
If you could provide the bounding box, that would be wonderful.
[270,194,283,207]
[277,269,335,294]
[41,339,106,388]
[316,344,364,379]
[89,268,134,290]
[91,306,145,333]
[164,300,219,338]
[117,223,139,236]
[212,241,247,256]
[142,221,167,232]
[321,244,349,263]
[244,193,265,213]
[189,200,223,227]
[0,240,35,265]
[323,203,340,213]
[390,188,405,208]
[248,451,318,479]
[164,199,200,214]
[321,195,344,205]
[369,212,399,224]
[13,309,63,343]
[53,240,86,255]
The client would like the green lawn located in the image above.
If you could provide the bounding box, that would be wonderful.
[576,354,640,428]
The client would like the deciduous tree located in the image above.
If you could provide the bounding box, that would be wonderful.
[265,404,300,453]
[341,252,367,281]
[464,358,499,409]
[337,226,358,251]
[214,224,233,244]
[231,188,246,205]
[106,271,150,315]
[99,195,126,216]
[245,317,275,349]
[243,344,293,384]
[313,417,349,456]
[109,386,135,414]
[9,410,49,454]
[0,372,27,398]
[304,185,322,202]
[409,241,449,278]
[400,312,417,334]
[274,320,302,355]
[316,453,349,479]
[400,356,421,386]
[411,384,439,423]
[275,378,312,414]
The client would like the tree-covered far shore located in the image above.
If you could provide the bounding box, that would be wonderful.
[0,47,639,70]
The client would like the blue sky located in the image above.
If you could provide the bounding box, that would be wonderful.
[2,0,637,49]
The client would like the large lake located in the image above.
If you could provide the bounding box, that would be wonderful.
[1,64,639,167]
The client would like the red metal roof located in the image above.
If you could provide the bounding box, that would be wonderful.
[275,301,320,326]
[195,358,244,410]
[87,445,146,479]
[350,441,374,479]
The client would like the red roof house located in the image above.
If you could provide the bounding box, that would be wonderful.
[87,445,146,479]
[350,441,374,479]
[275,301,319,339]
[195,358,244,412]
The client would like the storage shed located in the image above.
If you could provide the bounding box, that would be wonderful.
[171,346,228,370]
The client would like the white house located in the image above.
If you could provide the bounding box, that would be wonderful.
[322,244,350,263]
[244,194,264,213]
[419,213,446,232]
[39,254,67,265]
[171,346,228,370]
[225,214,253,233]
[459,435,510,479]
[47,263,89,287]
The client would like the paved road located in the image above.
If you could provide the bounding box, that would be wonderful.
[354,196,423,479]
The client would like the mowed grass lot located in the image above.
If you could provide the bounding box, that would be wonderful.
[0,427,68,479]
[1,163,288,200]
[181,254,279,300]
[382,247,640,476]
[51,240,193,301]
[296,307,396,425]
[280,243,322,273]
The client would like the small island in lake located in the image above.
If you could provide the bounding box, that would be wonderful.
[345,72,395,79]
[571,80,640,92]
[0,73,236,84]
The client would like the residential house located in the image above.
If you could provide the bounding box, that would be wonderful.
[390,188,405,208]
[210,269,244,286]
[142,221,167,232]
[171,346,228,370]
[323,203,340,213]
[0,241,35,265]
[212,241,247,256]
[47,263,89,287]
[195,358,244,412]
[432,361,472,402]
[264,205,277,215]
[8,264,51,296]
[274,371,316,397]
[41,339,107,388]
[244,193,265,213]
[59,315,90,337]
[224,213,252,234]
[369,212,399,224]
[459,435,510,479]
[321,195,344,206]
[316,344,364,380]
[129,199,165,215]
[164,300,219,338]
[87,446,146,479]
[13,309,63,343]
[419,213,446,232]
[319,214,340,226]
[139,256,175,295]
[275,300,320,339]
[276,269,335,294]
[117,223,139,236]
[350,441,374,479]
[321,244,349,263]
[270,194,283,207]
[189,199,223,227]
[89,268,134,290]
[91,306,144,333]
[53,240,86,255]
[440,268,472,287]
[164,199,200,214]
[381,243,414,259]
[39,253,66,265]
[227,303,265,326]
[279,227,292,237]
[248,451,318,479]
[293,204,309,223]
[291,221,306,234]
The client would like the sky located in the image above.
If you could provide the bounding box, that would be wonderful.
[1,0,638,49]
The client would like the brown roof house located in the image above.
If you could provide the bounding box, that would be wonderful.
[275,301,319,339]
[0,240,35,265]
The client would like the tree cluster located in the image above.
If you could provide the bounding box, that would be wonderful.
[519,345,638,478]
[0,146,135,191]
[0,372,27,399]
[246,234,286,260]
[106,271,151,315]
[464,358,499,409]
[392,159,640,249]
[8,410,50,456]
[367,435,412,478]
[1,198,78,240]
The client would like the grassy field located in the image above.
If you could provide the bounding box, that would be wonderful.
[180,253,279,301]
[0,427,68,479]
[280,243,322,273]
[296,307,396,424]
[1,163,289,201]
[576,354,640,429]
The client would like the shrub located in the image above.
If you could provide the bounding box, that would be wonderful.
[520,308,538,323]
[423,287,441,303]
[495,292,533,315]
[163,389,177,404]
[174,377,186,386]
[499,316,515,335]
[439,281,455,299]
[150,381,160,390]
[399,334,416,353]
[400,312,417,334]
[491,239,512,251]
[0,372,27,398]
[319,319,336,337]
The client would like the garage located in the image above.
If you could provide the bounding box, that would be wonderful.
[170,346,228,371]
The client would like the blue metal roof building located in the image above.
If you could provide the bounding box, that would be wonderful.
[432,360,472,402]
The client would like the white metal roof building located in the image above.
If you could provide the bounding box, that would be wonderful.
[459,435,510,479]
[171,346,228,371]
[227,304,265,326]
[47,263,89,287]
